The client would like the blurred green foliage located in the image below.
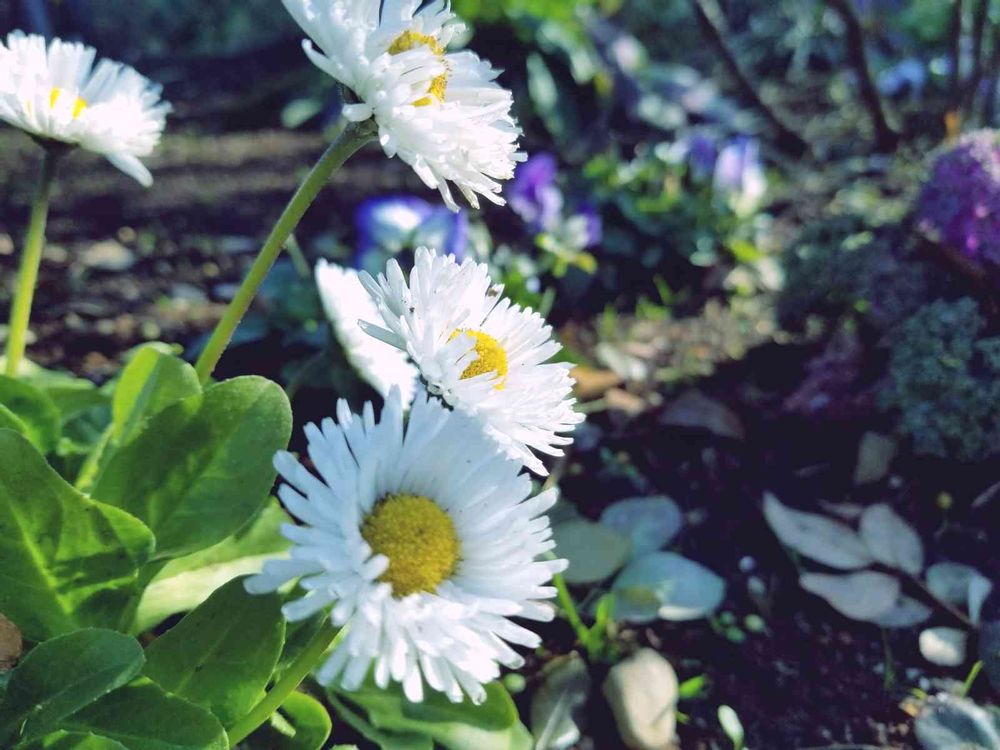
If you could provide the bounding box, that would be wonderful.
[880,298,1000,462]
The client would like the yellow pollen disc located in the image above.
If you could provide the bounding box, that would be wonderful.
[449,329,509,388]
[49,87,87,118]
[388,29,449,107]
[361,493,460,597]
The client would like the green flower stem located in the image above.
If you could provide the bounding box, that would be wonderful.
[961,660,983,697]
[4,147,62,377]
[552,569,589,644]
[193,119,377,383]
[227,620,342,747]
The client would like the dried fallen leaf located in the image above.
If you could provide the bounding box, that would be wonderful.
[660,390,745,440]
[0,612,23,671]
[570,366,622,401]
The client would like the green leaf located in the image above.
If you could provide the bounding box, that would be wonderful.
[0,430,155,640]
[337,680,531,750]
[0,629,144,746]
[92,376,292,560]
[0,375,61,454]
[526,53,580,148]
[76,347,201,492]
[28,732,129,750]
[143,577,285,727]
[250,692,332,750]
[61,679,228,750]
[327,694,433,750]
[134,500,291,632]
[111,347,201,444]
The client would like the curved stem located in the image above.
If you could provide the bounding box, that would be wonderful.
[194,119,377,383]
[961,660,983,697]
[4,147,62,377]
[226,619,341,746]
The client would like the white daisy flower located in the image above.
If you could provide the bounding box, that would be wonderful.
[0,31,169,186]
[315,260,418,407]
[246,388,566,704]
[281,0,525,211]
[359,247,583,476]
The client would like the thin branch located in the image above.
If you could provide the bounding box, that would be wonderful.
[826,0,900,152]
[690,0,810,157]
[949,0,966,111]
[961,0,990,119]
[981,20,1000,125]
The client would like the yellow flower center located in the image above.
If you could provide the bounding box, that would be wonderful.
[49,87,87,118]
[387,30,449,107]
[361,493,460,597]
[449,329,509,388]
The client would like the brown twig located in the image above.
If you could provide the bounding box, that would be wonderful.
[689,0,810,158]
[961,0,990,120]
[825,0,900,152]
[949,0,966,112]
[981,22,1000,125]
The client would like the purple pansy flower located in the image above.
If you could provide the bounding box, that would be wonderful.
[507,152,565,233]
[714,136,767,215]
[354,195,467,273]
[917,130,1000,272]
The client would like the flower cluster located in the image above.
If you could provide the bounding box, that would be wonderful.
[251,1,579,706]
[917,130,1000,274]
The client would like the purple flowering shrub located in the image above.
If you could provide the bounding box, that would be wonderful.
[917,130,1000,278]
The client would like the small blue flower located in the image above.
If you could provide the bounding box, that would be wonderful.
[576,202,603,249]
[354,195,467,273]
[507,152,564,233]
[685,133,718,181]
[713,136,767,216]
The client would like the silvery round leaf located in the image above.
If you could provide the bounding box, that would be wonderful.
[612,552,725,623]
[859,503,924,575]
[763,493,873,569]
[799,572,900,621]
[553,520,632,585]
[600,496,684,556]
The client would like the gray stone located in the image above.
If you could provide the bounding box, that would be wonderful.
[603,648,678,750]
[854,431,898,485]
[80,240,136,272]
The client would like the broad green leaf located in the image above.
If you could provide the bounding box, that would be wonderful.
[111,347,201,443]
[76,347,200,492]
[338,680,531,750]
[29,732,129,749]
[92,376,292,560]
[0,430,155,640]
[327,694,433,750]
[134,500,291,632]
[0,375,60,453]
[61,679,228,750]
[143,577,285,727]
[0,402,29,435]
[251,692,332,750]
[0,629,144,746]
